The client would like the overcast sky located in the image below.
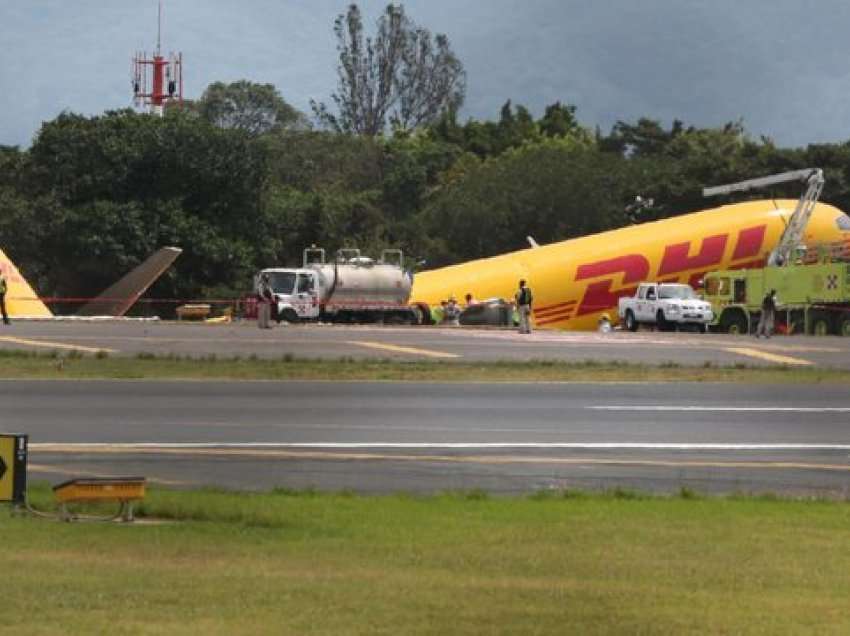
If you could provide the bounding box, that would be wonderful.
[2,0,850,148]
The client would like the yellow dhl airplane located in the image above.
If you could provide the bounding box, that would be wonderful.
[410,199,850,330]
[0,247,52,317]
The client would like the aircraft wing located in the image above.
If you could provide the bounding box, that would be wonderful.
[77,247,182,317]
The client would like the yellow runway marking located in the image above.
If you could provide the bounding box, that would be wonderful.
[346,340,460,359]
[724,347,812,366]
[31,446,850,472]
[0,335,117,354]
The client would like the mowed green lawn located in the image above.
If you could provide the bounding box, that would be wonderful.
[2,349,850,383]
[3,488,849,634]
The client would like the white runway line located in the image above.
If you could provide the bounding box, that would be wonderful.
[588,406,850,412]
[31,442,850,451]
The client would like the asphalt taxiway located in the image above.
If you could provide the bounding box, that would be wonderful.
[2,320,850,367]
[6,380,849,496]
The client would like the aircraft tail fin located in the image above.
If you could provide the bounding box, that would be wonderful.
[77,247,182,317]
[0,248,52,317]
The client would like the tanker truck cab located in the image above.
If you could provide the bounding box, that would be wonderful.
[255,246,419,324]
[256,268,320,322]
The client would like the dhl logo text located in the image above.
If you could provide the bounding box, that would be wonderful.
[534,224,767,324]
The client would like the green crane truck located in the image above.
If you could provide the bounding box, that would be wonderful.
[704,259,850,335]
[702,168,850,336]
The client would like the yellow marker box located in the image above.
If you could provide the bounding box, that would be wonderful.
[53,478,146,504]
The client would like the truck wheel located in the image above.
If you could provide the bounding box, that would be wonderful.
[282,308,299,323]
[624,310,638,332]
[697,324,707,334]
[388,310,417,325]
[720,310,748,335]
[839,316,850,337]
[656,310,671,332]
[809,312,832,336]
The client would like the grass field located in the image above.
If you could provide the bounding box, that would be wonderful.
[3,485,850,634]
[1,348,848,383]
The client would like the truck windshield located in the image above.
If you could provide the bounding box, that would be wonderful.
[267,272,296,294]
[297,274,314,293]
[659,285,695,300]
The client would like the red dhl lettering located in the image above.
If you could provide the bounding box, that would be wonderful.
[534,300,576,318]
[657,234,727,276]
[571,224,769,316]
[575,255,649,315]
[534,300,576,325]
[732,225,766,260]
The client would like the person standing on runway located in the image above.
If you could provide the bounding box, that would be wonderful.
[515,279,533,334]
[756,289,778,338]
[0,271,10,325]
[443,296,461,326]
[257,273,274,329]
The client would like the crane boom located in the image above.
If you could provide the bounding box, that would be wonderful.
[703,168,825,266]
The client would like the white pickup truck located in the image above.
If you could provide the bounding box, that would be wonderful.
[618,283,713,332]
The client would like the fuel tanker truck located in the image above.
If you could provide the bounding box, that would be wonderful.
[255,247,426,324]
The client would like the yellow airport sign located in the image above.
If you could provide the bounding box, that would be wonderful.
[0,434,28,504]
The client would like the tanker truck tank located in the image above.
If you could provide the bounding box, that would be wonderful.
[256,247,423,324]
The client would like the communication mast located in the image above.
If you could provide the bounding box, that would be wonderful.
[132,1,183,116]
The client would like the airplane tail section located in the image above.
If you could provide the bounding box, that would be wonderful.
[77,247,182,317]
[0,248,52,317]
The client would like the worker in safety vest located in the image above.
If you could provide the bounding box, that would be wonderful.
[430,301,446,325]
[514,279,533,334]
[0,271,9,325]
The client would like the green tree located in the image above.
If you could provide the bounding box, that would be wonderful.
[599,118,689,157]
[420,137,630,265]
[539,102,581,138]
[196,80,306,135]
[381,133,461,220]
[312,3,465,136]
[23,109,272,305]
[428,101,590,159]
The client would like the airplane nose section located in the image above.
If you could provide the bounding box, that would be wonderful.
[835,211,850,233]
[810,209,850,260]
[828,211,850,249]
[806,205,850,250]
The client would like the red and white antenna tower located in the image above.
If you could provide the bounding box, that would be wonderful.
[132,1,183,115]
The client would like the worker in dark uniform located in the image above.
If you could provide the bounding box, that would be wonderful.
[257,273,274,329]
[0,271,10,325]
[515,279,533,334]
[756,289,777,338]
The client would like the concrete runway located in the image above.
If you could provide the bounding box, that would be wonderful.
[4,380,849,496]
[2,320,850,367]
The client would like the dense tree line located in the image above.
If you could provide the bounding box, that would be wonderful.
[4,4,850,313]
[4,92,850,311]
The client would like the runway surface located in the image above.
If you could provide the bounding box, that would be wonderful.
[4,380,849,496]
[2,320,850,367]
